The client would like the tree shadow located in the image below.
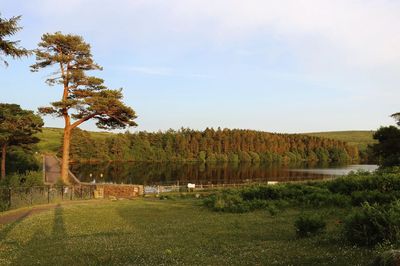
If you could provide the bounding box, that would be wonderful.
[0,210,32,243]
[52,204,66,239]
[5,204,67,265]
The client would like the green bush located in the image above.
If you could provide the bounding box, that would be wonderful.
[351,190,398,206]
[203,170,400,213]
[0,171,43,187]
[241,185,282,201]
[203,191,250,213]
[373,250,400,266]
[294,213,326,237]
[343,202,400,246]
[302,192,351,208]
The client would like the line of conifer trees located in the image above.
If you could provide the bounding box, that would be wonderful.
[66,128,359,163]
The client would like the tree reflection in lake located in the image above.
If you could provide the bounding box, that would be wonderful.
[70,162,377,185]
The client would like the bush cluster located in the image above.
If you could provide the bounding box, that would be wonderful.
[0,171,43,187]
[343,201,400,247]
[294,213,326,237]
[202,169,400,247]
[204,169,400,212]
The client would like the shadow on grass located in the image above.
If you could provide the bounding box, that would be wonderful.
[0,210,32,243]
[5,205,68,265]
[52,204,66,238]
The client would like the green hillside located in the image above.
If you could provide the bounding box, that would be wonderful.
[306,131,376,151]
[36,127,113,153]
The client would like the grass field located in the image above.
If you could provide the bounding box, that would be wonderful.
[0,199,374,265]
[306,130,376,151]
[35,127,113,153]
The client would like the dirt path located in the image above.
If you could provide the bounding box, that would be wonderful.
[44,155,60,184]
[0,200,103,225]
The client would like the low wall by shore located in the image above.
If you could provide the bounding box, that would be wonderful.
[91,184,144,199]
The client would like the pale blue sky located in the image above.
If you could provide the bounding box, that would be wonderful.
[0,0,399,133]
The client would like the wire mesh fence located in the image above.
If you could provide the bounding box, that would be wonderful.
[0,185,95,212]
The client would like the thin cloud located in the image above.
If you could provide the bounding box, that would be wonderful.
[127,66,174,76]
[119,66,213,79]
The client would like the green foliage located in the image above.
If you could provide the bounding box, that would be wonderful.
[44,127,359,163]
[0,13,30,66]
[0,103,43,177]
[351,190,399,206]
[31,32,137,131]
[5,147,40,174]
[343,202,400,247]
[198,151,206,162]
[372,126,400,167]
[203,169,400,213]
[203,190,251,213]
[373,250,400,266]
[0,171,43,187]
[294,213,326,237]
[326,169,400,195]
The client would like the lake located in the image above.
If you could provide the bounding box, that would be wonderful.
[70,162,378,185]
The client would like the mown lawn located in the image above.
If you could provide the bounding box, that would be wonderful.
[0,199,373,265]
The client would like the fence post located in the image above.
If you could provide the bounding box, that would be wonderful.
[70,186,73,200]
[61,185,64,200]
[47,186,50,204]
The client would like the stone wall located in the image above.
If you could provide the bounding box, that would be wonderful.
[94,184,144,199]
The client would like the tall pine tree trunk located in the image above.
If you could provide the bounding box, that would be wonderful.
[1,144,6,179]
[61,116,71,184]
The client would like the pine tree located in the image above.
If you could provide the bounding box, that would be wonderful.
[0,14,30,66]
[0,104,43,178]
[31,32,137,183]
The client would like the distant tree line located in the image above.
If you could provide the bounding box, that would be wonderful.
[66,128,359,163]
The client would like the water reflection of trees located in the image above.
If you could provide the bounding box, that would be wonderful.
[70,161,339,185]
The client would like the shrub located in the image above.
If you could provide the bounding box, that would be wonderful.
[266,203,279,216]
[0,171,43,187]
[294,213,326,237]
[351,190,398,206]
[203,190,250,213]
[343,202,400,246]
[241,185,282,201]
[373,250,400,266]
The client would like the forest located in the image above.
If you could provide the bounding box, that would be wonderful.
[66,127,359,163]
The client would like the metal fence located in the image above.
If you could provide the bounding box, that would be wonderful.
[0,185,95,212]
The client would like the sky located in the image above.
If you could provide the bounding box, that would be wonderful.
[0,0,399,133]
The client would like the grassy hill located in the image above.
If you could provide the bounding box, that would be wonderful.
[305,131,376,151]
[36,127,113,153]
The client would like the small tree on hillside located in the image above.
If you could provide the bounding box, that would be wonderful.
[0,14,30,66]
[31,32,137,183]
[0,104,43,178]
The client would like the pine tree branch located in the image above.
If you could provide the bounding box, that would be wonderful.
[70,113,97,129]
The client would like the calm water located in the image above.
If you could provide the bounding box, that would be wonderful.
[70,162,378,185]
